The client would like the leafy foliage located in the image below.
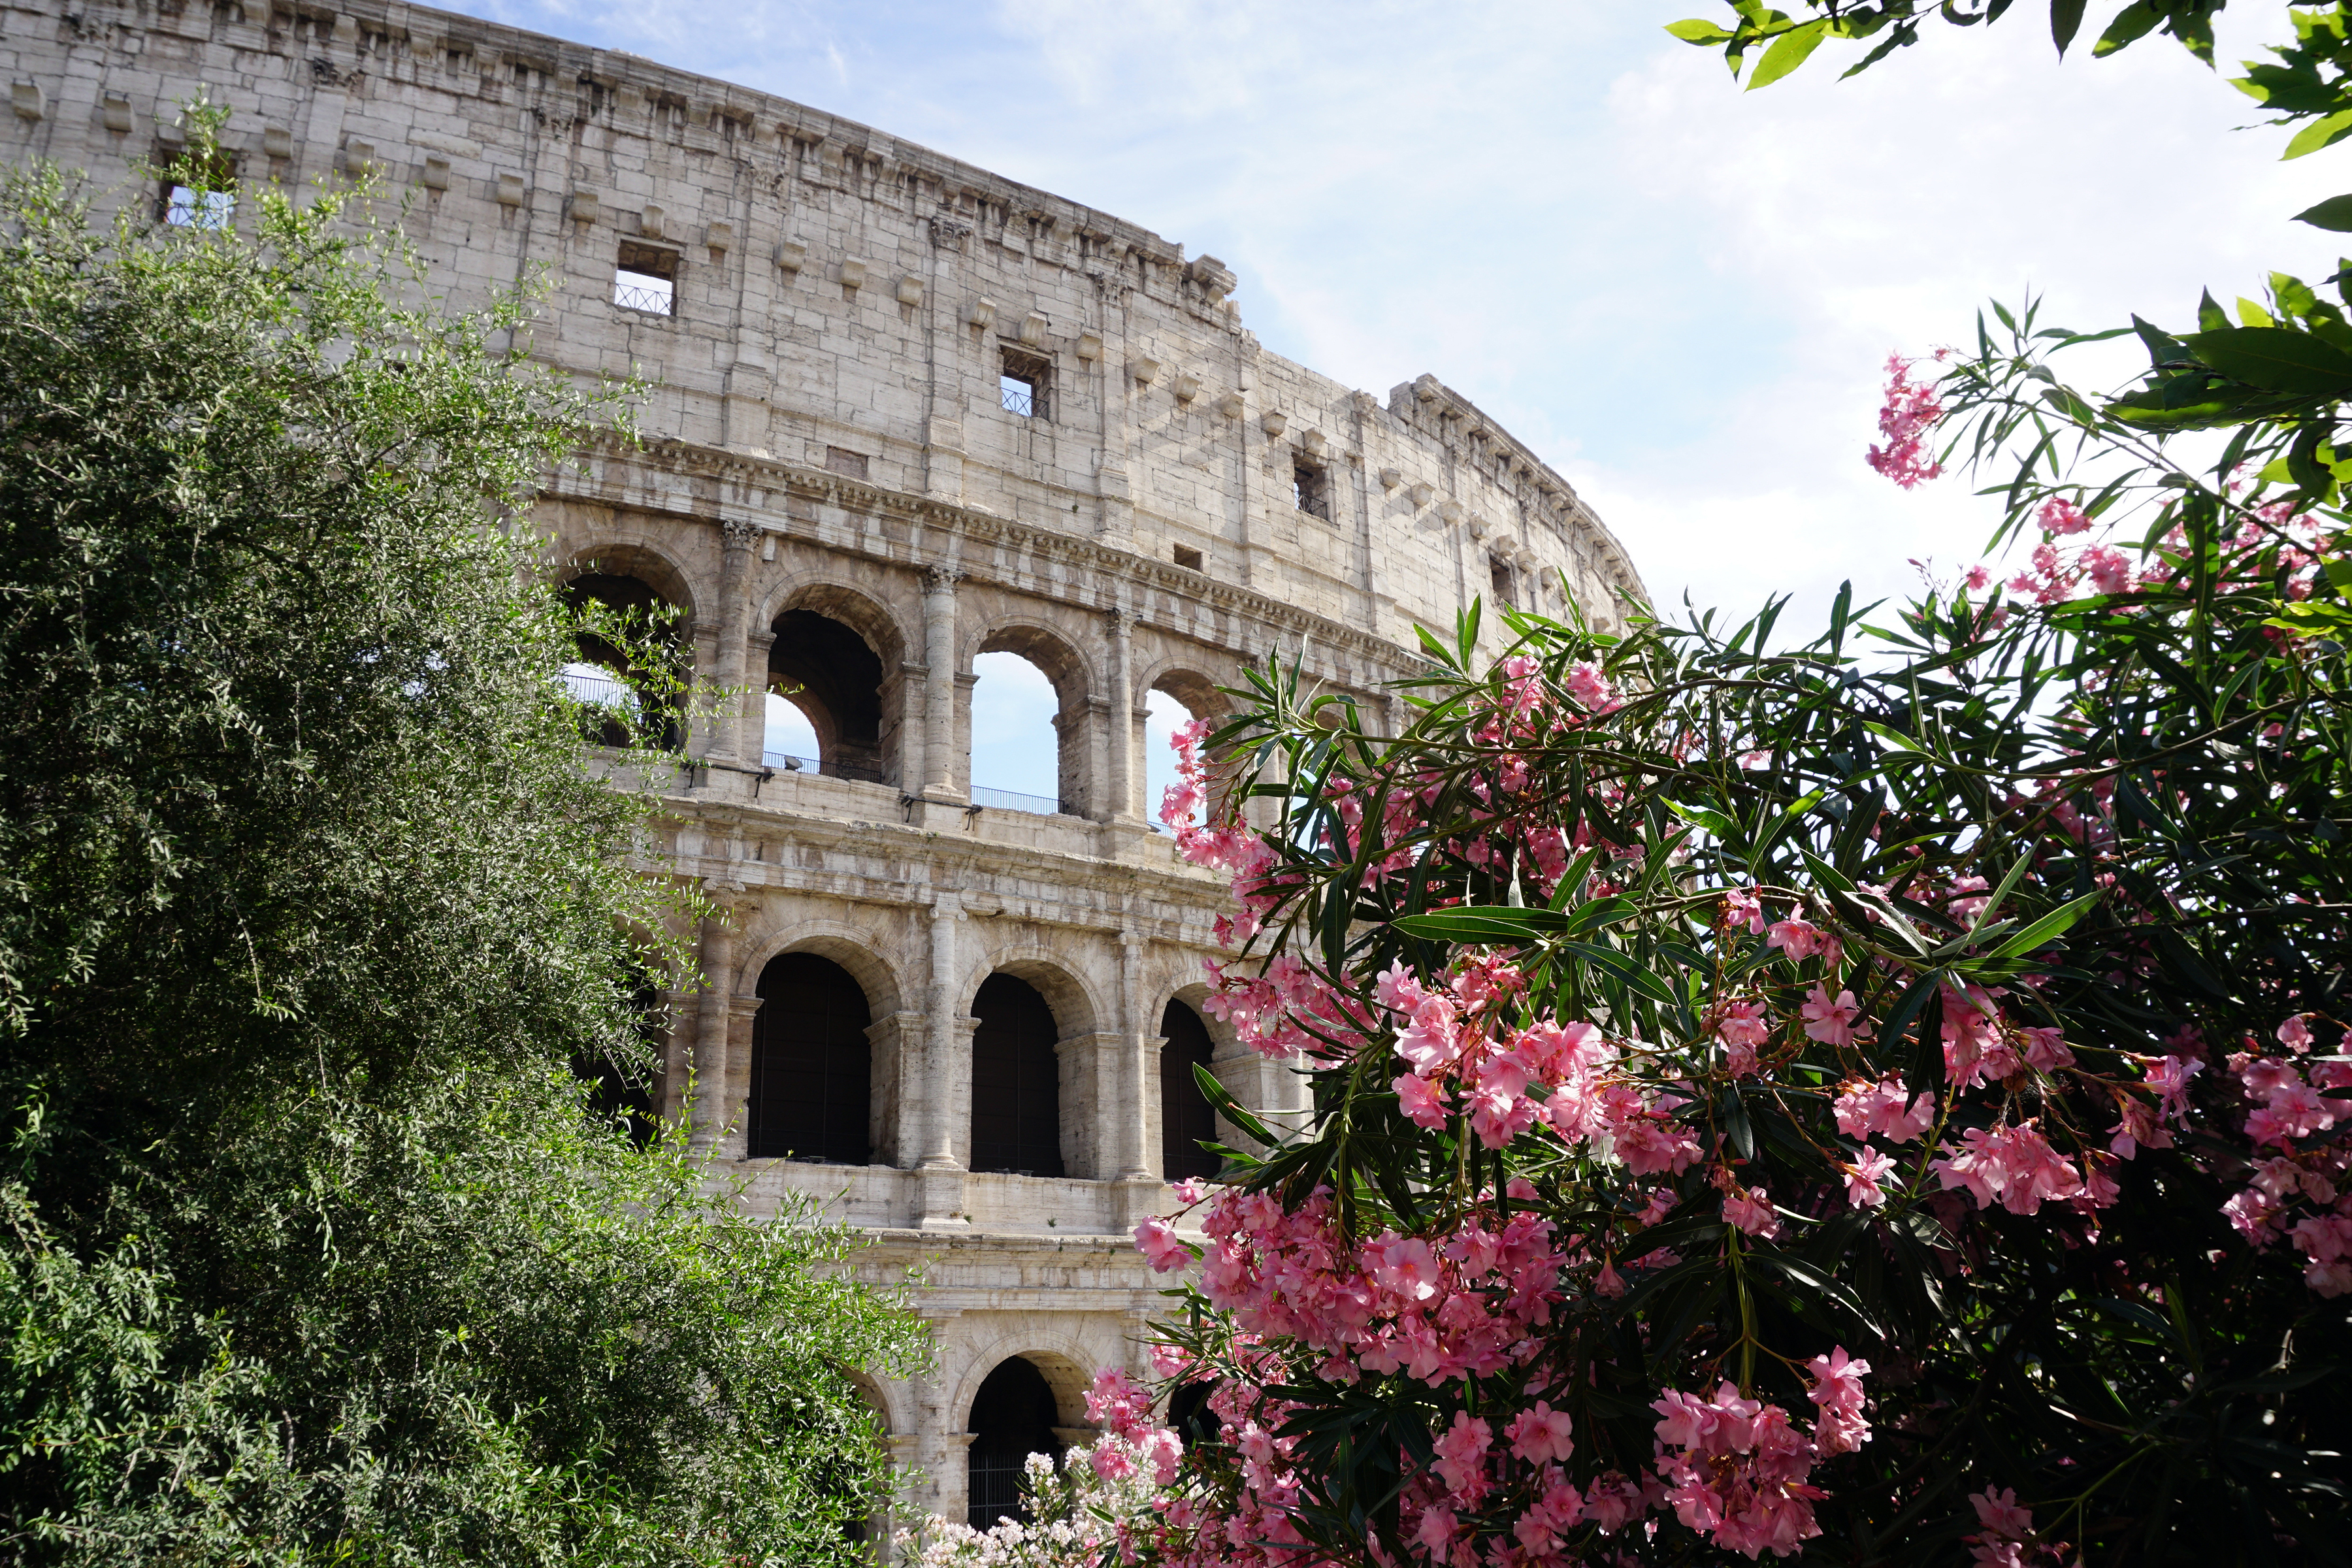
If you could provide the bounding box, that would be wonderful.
[0,134,925,1564]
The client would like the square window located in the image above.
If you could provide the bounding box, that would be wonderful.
[825,446,870,480]
[164,185,235,229]
[1173,545,1203,572]
[1293,459,1330,521]
[613,239,678,316]
[1000,347,1051,420]
[1490,555,1517,609]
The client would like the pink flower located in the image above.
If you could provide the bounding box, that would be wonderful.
[1367,1233,1442,1301]
[1134,1216,1191,1273]
[1394,992,1460,1074]
[1767,919,1832,962]
[2037,495,2091,535]
[2223,1186,2282,1243]
[1723,1184,1784,1239]
[2278,1013,2315,1053]
[1411,1502,1458,1557]
[1394,1072,1450,1130]
[1842,1146,1896,1209]
[1724,887,1767,934]
[1965,564,1992,591]
[1505,1400,1576,1465]
[1969,1487,2034,1540]
[2083,544,2134,595]
[1431,1410,1494,1501]
[1801,984,1863,1047]
[1835,1075,1935,1144]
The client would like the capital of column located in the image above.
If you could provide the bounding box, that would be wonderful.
[720,516,762,551]
[923,564,964,596]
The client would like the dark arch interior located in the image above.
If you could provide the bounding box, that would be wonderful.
[576,973,661,1149]
[770,609,887,783]
[749,953,872,1164]
[967,1356,1060,1529]
[564,572,681,749]
[970,975,1062,1177]
[1160,999,1222,1181]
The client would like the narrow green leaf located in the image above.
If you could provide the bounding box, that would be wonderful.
[1986,891,2104,959]
[2050,0,2087,54]
[1664,17,1735,43]
[2285,106,2352,161]
[2184,326,2352,393]
[1392,907,1577,943]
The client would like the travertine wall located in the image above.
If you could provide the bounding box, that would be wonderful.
[2,0,1646,1541]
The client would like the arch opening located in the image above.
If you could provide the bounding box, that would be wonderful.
[563,572,683,751]
[768,608,889,784]
[1144,687,1196,834]
[966,1355,1060,1529]
[1160,998,1222,1182]
[749,953,873,1164]
[970,974,1062,1177]
[970,649,1066,815]
[576,972,662,1149]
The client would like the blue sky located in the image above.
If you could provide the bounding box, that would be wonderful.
[477,1,2349,796]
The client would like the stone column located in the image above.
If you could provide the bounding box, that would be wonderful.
[921,566,963,800]
[720,988,763,1160]
[687,906,736,1151]
[915,890,968,1228]
[742,628,776,769]
[707,517,760,766]
[1102,608,1139,825]
[1116,932,1152,1181]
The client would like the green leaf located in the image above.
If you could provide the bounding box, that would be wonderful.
[1986,891,2103,959]
[1192,1062,1281,1149]
[1556,941,1682,1006]
[1664,17,1735,44]
[2184,327,2352,394]
[2091,0,2161,56]
[2285,106,2352,161]
[1747,19,1828,88]
[1664,799,1740,839]
[2296,195,2352,233]
[1392,907,1578,943]
[2050,0,2087,54]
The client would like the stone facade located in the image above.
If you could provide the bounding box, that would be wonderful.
[3,0,1646,1539]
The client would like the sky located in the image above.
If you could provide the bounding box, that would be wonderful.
[465,1,2350,798]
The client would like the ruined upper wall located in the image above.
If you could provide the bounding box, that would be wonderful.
[0,0,1646,650]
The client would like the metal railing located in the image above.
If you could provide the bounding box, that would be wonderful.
[563,668,639,711]
[970,783,1070,816]
[612,275,674,315]
[762,750,889,785]
[998,376,1036,417]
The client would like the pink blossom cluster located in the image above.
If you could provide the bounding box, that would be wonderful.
[2219,1024,2352,1295]
[1648,1347,1871,1559]
[1865,352,1947,489]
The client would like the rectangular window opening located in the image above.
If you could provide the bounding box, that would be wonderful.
[825,446,870,481]
[161,150,238,229]
[1000,347,1050,419]
[613,239,678,316]
[1293,459,1330,521]
[1490,555,1517,609]
[1172,545,1203,572]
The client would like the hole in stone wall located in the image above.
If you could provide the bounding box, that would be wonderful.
[767,609,888,782]
[1293,458,1330,520]
[1000,346,1050,419]
[970,974,1061,1177]
[1490,554,1517,610]
[613,239,677,314]
[749,953,872,1164]
[1171,545,1203,572]
[967,1356,1060,1528]
[1160,999,1222,1181]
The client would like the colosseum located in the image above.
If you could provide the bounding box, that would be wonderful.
[1,0,1646,1541]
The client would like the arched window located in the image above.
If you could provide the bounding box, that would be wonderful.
[576,973,662,1149]
[967,1356,1060,1529]
[748,953,872,1164]
[768,608,888,783]
[1160,999,1222,1181]
[970,974,1062,1177]
[563,572,682,750]
[970,649,1063,814]
[1145,687,1196,832]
